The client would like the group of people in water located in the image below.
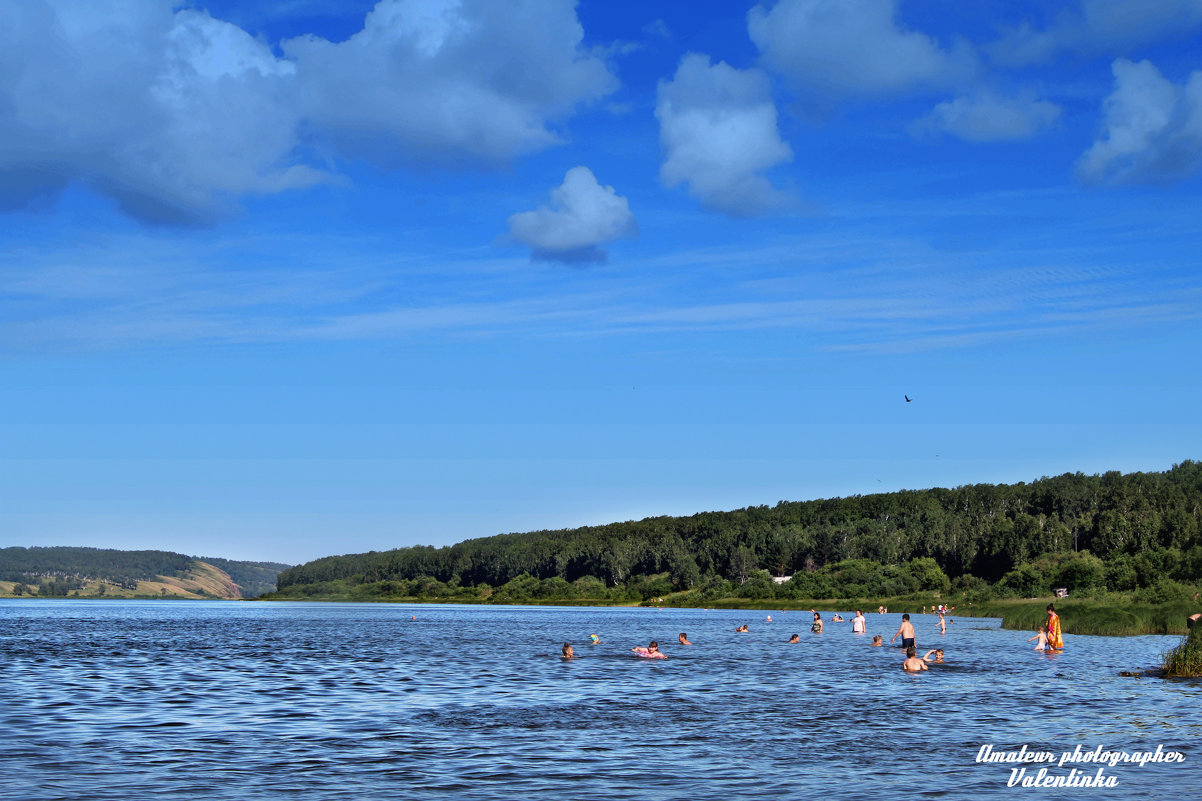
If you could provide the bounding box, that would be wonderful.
[560,603,1066,672]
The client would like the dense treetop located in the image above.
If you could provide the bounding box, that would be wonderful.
[276,462,1202,597]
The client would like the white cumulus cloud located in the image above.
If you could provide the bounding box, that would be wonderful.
[1077,59,1202,184]
[0,0,319,223]
[282,0,616,166]
[656,54,793,216]
[0,0,616,223]
[920,89,1061,142]
[507,167,637,263]
[747,0,973,100]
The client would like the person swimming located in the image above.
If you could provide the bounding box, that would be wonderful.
[922,648,944,664]
[870,635,884,646]
[902,645,928,672]
[787,633,800,643]
[678,632,692,645]
[632,640,667,659]
[589,633,601,644]
[735,624,749,632]
[562,643,575,660]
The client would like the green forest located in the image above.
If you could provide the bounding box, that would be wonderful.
[266,462,1202,607]
[0,546,290,598]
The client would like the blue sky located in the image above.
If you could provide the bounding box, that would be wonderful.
[2,0,1200,564]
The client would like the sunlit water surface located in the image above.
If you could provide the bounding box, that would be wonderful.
[2,601,1198,800]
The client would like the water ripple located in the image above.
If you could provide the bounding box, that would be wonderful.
[1,600,1198,800]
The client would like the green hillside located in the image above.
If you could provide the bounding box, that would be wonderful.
[0,546,290,599]
[266,461,1202,608]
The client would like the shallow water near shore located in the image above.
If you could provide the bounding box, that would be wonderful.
[1,600,1198,800]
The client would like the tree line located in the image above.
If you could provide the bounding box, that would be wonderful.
[273,461,1202,602]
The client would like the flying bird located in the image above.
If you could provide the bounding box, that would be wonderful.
[905,395,912,402]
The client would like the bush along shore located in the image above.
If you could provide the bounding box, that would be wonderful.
[1160,617,1202,677]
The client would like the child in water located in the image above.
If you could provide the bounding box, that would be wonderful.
[788,633,800,643]
[870,635,884,646]
[922,648,944,664]
[562,643,575,660]
[1027,625,1048,651]
[632,641,667,659]
[902,646,928,672]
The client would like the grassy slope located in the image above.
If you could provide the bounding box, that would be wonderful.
[0,561,244,600]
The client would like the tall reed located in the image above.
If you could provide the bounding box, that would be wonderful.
[1162,624,1202,677]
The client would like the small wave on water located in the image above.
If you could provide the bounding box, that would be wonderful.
[1,600,1198,801]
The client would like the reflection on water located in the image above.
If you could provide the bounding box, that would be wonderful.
[1,601,1198,800]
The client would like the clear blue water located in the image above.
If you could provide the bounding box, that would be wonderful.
[1,600,1198,800]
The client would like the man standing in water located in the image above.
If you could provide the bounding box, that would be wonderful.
[1046,604,1064,650]
[890,613,916,650]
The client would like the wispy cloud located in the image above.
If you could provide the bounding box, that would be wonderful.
[4,190,1199,355]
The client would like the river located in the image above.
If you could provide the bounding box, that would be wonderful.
[1,600,1197,800]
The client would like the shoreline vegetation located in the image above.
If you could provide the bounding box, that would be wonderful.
[1161,625,1202,678]
[251,589,1199,637]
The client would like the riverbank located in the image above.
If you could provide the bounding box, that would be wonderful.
[253,589,1200,637]
[669,596,1198,636]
